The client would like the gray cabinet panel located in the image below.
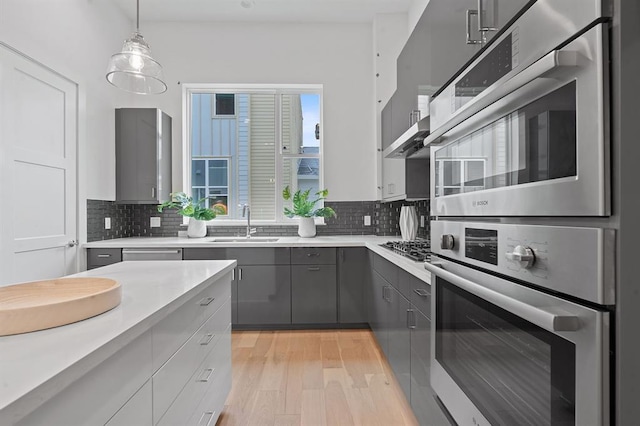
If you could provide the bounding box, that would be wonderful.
[388,286,411,403]
[410,309,450,425]
[236,265,291,325]
[116,108,171,204]
[337,247,369,323]
[291,265,337,324]
[369,271,391,356]
[291,247,336,265]
[381,96,394,150]
[372,253,398,288]
[408,273,431,319]
[87,248,122,270]
[183,247,290,265]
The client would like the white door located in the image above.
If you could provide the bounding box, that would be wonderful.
[0,44,78,286]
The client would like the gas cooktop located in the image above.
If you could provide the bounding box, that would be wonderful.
[380,239,431,262]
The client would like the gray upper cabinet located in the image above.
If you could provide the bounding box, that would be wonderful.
[116,108,172,204]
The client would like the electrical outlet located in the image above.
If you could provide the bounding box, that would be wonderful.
[104,217,111,230]
[420,215,425,227]
[364,215,371,226]
[150,217,161,228]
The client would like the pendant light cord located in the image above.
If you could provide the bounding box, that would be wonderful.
[136,0,140,33]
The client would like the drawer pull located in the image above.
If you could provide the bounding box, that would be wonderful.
[199,333,215,345]
[306,253,320,257]
[96,254,111,258]
[414,288,430,297]
[198,411,215,426]
[407,309,417,329]
[197,368,214,382]
[307,267,321,271]
[199,297,215,306]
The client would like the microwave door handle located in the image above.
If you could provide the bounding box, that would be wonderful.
[424,48,580,147]
[424,262,580,333]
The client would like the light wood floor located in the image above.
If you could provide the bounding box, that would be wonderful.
[217,329,418,426]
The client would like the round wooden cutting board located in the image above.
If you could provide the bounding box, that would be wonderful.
[0,277,121,336]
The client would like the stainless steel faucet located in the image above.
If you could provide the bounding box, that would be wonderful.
[241,204,257,238]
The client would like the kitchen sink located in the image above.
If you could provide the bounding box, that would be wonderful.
[209,237,280,243]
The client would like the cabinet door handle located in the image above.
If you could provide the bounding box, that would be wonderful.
[239,268,243,281]
[196,368,214,382]
[407,309,417,329]
[477,0,498,32]
[198,411,215,426]
[232,268,235,281]
[151,187,156,198]
[307,253,320,257]
[466,9,483,44]
[199,333,215,345]
[307,267,321,271]
[97,254,111,258]
[414,288,430,297]
[199,297,215,306]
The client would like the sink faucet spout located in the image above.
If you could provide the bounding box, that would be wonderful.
[241,204,257,238]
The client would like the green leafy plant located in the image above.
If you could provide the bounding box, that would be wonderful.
[282,186,336,218]
[157,192,226,221]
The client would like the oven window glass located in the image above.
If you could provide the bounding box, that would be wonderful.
[436,278,576,425]
[435,81,576,198]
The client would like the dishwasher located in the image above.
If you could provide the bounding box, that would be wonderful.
[122,248,183,261]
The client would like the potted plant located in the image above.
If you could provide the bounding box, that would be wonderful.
[157,192,226,238]
[282,186,336,238]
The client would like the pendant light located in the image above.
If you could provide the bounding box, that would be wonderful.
[106,0,167,94]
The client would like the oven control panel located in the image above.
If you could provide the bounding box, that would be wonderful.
[430,220,615,305]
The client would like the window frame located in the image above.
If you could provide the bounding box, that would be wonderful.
[182,83,324,225]
[191,157,231,216]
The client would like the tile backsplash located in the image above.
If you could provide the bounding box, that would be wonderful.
[87,199,430,242]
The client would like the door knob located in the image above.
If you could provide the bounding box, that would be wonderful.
[67,240,79,247]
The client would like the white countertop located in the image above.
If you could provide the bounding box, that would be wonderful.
[0,260,236,424]
[84,235,432,284]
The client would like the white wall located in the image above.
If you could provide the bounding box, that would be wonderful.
[132,21,377,201]
[0,0,135,246]
[408,0,431,34]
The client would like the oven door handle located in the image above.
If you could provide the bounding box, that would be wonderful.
[424,48,580,147]
[424,262,580,332]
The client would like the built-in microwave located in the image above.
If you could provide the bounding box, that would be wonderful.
[426,2,610,217]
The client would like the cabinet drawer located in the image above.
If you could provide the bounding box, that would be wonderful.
[184,247,291,265]
[153,273,231,371]
[408,274,431,319]
[153,300,231,422]
[291,247,336,265]
[106,380,153,426]
[87,248,122,269]
[157,325,232,426]
[372,253,398,286]
[292,265,337,324]
[185,331,232,426]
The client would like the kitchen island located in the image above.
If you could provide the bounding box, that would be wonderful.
[0,260,235,426]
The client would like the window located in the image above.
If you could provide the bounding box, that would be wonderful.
[184,85,323,222]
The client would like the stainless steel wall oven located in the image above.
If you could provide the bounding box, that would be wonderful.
[424,1,613,425]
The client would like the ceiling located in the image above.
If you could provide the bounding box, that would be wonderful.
[112,0,412,24]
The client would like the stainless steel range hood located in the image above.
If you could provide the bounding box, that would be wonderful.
[382,115,430,159]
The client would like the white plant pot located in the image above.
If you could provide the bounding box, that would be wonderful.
[298,217,316,238]
[187,217,207,238]
[399,205,418,241]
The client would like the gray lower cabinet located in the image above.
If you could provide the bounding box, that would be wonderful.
[87,248,122,270]
[410,309,450,426]
[369,270,391,355]
[291,264,337,323]
[237,265,291,325]
[183,248,291,326]
[387,286,412,403]
[337,247,369,323]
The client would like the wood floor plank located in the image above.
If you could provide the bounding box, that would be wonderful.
[219,329,420,426]
[301,389,327,426]
[324,380,355,426]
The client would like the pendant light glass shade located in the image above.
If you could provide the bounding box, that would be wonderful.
[106,1,167,94]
